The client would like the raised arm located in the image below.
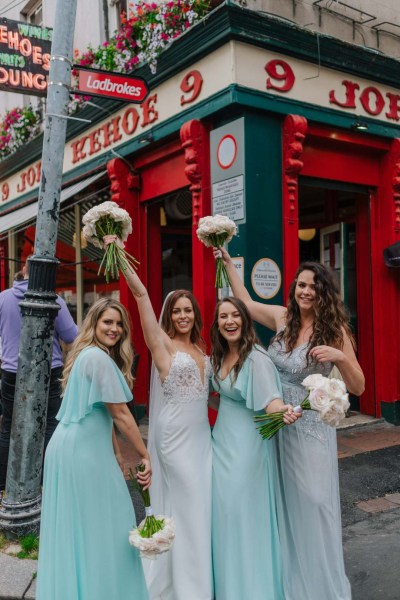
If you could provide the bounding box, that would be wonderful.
[122,266,174,379]
[215,247,286,332]
[103,235,173,379]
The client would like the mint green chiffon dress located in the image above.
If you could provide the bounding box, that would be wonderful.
[212,346,284,600]
[36,347,148,600]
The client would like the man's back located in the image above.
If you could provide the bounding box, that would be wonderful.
[0,279,78,372]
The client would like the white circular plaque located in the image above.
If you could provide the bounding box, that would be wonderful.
[251,258,281,300]
[217,134,237,170]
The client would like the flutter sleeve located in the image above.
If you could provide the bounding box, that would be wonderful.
[57,346,133,423]
[233,345,283,412]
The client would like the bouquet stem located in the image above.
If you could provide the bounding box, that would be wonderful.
[254,396,312,440]
[128,466,164,538]
[94,215,139,283]
[210,234,230,289]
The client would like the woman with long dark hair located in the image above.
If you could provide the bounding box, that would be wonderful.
[36,299,151,600]
[105,232,212,600]
[214,249,364,600]
[210,296,298,600]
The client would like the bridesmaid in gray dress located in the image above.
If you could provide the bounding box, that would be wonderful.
[215,249,365,600]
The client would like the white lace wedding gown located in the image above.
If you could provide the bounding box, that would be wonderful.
[143,351,213,600]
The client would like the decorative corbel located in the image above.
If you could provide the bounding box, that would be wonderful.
[391,139,400,232]
[282,114,307,224]
[180,119,209,229]
[106,157,141,208]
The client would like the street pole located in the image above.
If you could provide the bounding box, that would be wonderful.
[0,0,78,536]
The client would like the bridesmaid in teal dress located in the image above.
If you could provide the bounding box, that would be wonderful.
[210,297,299,600]
[36,299,151,600]
[215,249,365,600]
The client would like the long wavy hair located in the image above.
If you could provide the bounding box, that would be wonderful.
[61,298,134,391]
[160,290,205,350]
[211,297,259,385]
[274,261,354,357]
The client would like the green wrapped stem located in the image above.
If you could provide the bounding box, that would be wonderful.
[128,465,165,539]
[254,395,313,440]
[209,233,230,288]
[94,217,139,283]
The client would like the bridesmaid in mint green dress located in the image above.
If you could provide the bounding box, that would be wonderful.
[36,299,151,600]
[210,297,299,600]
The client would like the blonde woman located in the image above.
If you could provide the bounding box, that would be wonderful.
[36,299,151,600]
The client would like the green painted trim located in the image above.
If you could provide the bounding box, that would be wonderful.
[381,401,400,426]
[231,86,400,138]
[3,3,400,178]
[4,80,400,214]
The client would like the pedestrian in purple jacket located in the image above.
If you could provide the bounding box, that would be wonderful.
[0,258,78,490]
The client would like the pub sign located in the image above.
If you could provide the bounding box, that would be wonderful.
[0,17,52,96]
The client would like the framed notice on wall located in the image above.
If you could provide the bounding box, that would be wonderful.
[210,118,246,224]
[251,258,281,300]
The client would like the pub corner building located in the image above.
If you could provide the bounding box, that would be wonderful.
[0,3,399,423]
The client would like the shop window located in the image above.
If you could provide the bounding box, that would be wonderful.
[111,0,128,28]
[21,0,43,25]
[56,190,120,322]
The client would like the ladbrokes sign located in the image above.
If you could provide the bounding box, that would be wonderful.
[75,66,149,103]
[0,18,52,95]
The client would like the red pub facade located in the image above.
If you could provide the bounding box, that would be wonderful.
[0,5,399,422]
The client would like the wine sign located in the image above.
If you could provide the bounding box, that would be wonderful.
[0,17,52,95]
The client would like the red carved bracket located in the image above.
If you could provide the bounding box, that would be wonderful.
[180,119,208,228]
[391,139,400,232]
[106,158,141,208]
[282,114,307,224]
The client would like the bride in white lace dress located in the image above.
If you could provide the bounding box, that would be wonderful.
[121,264,213,600]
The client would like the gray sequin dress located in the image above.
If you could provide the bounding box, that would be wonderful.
[268,339,351,600]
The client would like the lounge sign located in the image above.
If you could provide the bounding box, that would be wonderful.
[75,66,149,103]
[0,17,52,95]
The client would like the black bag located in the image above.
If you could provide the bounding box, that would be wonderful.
[383,241,400,268]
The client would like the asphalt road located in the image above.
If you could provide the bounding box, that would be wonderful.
[339,445,400,600]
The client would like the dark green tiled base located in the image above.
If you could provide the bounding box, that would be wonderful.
[381,401,400,426]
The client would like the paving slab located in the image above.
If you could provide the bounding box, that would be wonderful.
[0,553,36,600]
[337,420,400,458]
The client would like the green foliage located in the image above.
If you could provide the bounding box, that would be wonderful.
[16,534,39,559]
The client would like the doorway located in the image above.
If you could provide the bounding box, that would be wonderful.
[147,187,193,303]
[298,181,373,412]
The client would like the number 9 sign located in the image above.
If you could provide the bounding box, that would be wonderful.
[265,59,295,93]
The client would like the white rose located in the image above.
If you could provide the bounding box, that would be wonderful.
[320,402,345,427]
[340,393,350,412]
[309,387,332,411]
[327,378,347,398]
[301,374,326,390]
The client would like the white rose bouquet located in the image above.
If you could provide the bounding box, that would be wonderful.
[254,374,350,439]
[128,465,175,560]
[82,201,139,283]
[196,214,237,288]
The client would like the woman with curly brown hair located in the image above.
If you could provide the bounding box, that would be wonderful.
[214,249,364,600]
[210,297,298,600]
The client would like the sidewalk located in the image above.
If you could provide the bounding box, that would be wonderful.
[0,415,399,600]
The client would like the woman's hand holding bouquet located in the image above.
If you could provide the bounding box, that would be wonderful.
[82,201,139,283]
[255,374,350,440]
[128,464,175,560]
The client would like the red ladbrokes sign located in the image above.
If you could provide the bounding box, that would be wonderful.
[75,67,149,103]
